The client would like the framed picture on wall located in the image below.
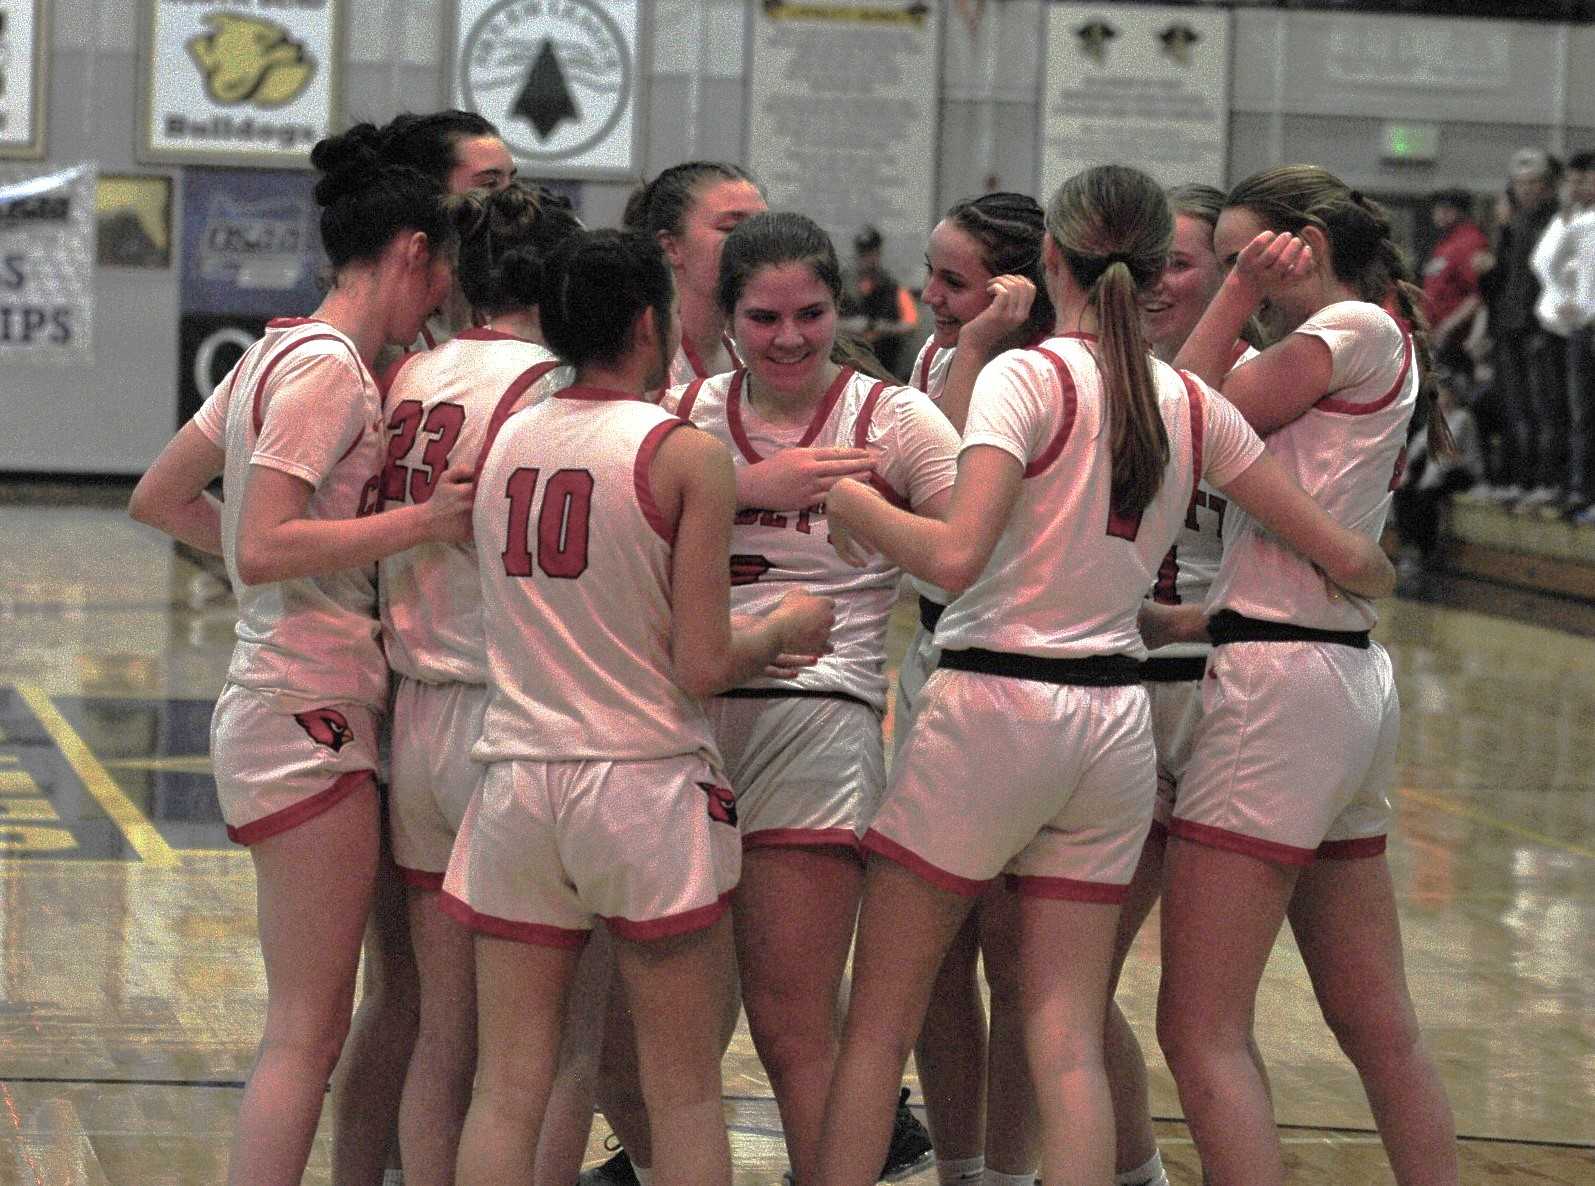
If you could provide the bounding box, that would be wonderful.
[136,0,343,168]
[0,0,50,159]
[96,173,173,269]
[449,0,649,180]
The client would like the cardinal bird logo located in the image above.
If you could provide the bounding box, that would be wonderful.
[700,783,738,827]
[294,708,355,752]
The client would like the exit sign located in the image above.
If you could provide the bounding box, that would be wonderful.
[1382,122,1440,163]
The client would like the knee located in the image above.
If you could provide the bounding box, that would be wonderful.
[261,1023,349,1082]
[1319,996,1422,1072]
[1155,1000,1203,1081]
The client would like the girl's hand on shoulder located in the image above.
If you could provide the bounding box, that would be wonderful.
[425,466,476,543]
[958,275,1038,360]
[1232,231,1313,300]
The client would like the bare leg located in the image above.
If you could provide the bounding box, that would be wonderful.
[979,886,1040,1177]
[815,857,977,1186]
[1105,826,1167,1178]
[1156,838,1297,1186]
[333,826,420,1186]
[612,916,739,1186]
[398,886,477,1186]
[532,928,611,1185]
[734,845,865,1185]
[914,904,988,1163]
[1018,893,1122,1186]
[455,934,585,1186]
[1288,857,1459,1186]
[228,783,380,1186]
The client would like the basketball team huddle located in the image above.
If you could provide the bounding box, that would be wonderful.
[129,109,1461,1186]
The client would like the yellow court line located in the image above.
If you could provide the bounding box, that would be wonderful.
[1400,786,1595,862]
[14,684,180,869]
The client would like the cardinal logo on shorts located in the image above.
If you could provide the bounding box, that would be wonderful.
[700,783,738,827]
[187,14,316,108]
[294,708,355,753]
[1157,23,1201,67]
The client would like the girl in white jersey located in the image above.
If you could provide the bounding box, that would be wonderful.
[808,164,1397,1186]
[906,192,1057,1186]
[659,211,959,1185]
[128,127,469,1186]
[377,180,581,1183]
[445,229,832,1186]
[1158,166,1460,1186]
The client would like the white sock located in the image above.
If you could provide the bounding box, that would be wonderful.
[381,1172,404,1186]
[938,1156,985,1183]
[632,1166,653,1186]
[981,1171,1034,1186]
[1116,1149,1167,1186]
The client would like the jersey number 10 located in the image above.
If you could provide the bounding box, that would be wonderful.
[502,467,595,580]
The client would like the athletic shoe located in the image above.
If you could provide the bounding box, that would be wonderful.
[577,1145,641,1186]
[1575,503,1595,527]
[880,1087,934,1182]
[1512,485,1561,512]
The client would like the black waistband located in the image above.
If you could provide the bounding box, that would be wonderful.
[1141,655,1209,682]
[716,687,875,711]
[918,594,946,634]
[939,648,1143,686]
[1207,610,1370,650]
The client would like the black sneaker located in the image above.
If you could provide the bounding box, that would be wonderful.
[879,1086,934,1182]
[577,1142,641,1186]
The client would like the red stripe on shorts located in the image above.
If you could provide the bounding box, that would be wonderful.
[1166,818,1316,867]
[601,891,734,942]
[1003,873,1130,904]
[744,827,864,856]
[861,829,989,897]
[226,769,373,846]
[397,865,445,891]
[1315,834,1387,860]
[438,892,589,949]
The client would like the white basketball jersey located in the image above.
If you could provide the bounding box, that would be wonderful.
[667,332,743,388]
[1208,302,1417,632]
[190,318,389,710]
[671,367,959,708]
[377,330,570,685]
[472,388,718,762]
[1147,343,1258,660]
[935,335,1263,659]
[909,338,955,402]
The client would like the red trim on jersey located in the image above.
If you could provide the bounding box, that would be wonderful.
[397,865,445,891]
[378,350,422,402]
[1228,338,1252,369]
[554,384,640,402]
[727,367,855,464]
[1166,818,1316,867]
[745,827,865,856]
[1003,873,1131,904]
[915,343,943,392]
[477,361,563,480]
[681,332,739,380]
[602,891,734,941]
[1316,834,1386,860]
[225,770,374,846]
[439,891,589,949]
[1316,332,1413,416]
[454,327,532,342]
[265,317,326,329]
[675,377,707,422]
[251,331,370,435]
[1180,370,1207,497]
[851,380,913,509]
[1021,347,1079,479]
[861,829,989,897]
[420,323,439,350]
[634,418,690,542]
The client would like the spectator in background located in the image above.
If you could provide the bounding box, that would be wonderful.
[1481,147,1564,510]
[1529,151,1595,521]
[1394,378,1483,586]
[840,225,920,378]
[1421,189,1488,380]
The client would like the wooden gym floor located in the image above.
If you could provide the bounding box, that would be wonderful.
[0,486,1591,1184]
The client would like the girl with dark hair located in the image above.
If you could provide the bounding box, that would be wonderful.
[375,180,582,1183]
[807,164,1396,1186]
[442,228,832,1186]
[128,124,469,1186]
[651,210,961,1185]
[1160,164,1460,1186]
[624,161,767,384]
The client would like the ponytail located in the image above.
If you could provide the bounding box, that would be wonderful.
[1095,260,1168,517]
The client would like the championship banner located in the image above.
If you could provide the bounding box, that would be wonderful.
[0,163,94,363]
[1039,3,1229,198]
[451,0,646,180]
[138,0,343,168]
[747,0,940,287]
[0,0,49,159]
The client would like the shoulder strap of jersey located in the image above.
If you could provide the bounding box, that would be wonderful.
[477,360,563,479]
[675,376,709,422]
[1178,369,1207,507]
[251,332,362,435]
[1021,346,1079,479]
[914,343,940,392]
[1316,329,1413,416]
[853,379,912,508]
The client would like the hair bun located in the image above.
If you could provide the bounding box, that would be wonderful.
[311,123,387,206]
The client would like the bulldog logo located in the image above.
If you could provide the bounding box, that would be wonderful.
[188,13,316,108]
[294,708,355,753]
[700,783,738,827]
